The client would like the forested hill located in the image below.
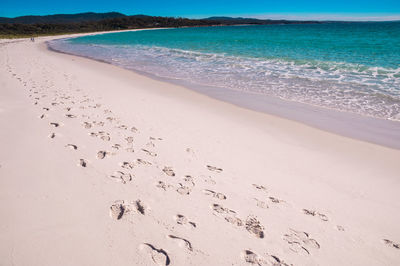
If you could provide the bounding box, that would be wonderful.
[0,12,321,37]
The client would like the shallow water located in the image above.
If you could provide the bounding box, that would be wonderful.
[49,23,400,120]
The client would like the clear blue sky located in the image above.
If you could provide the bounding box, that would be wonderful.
[1,0,400,20]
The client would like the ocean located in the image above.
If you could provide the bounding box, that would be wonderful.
[49,22,400,121]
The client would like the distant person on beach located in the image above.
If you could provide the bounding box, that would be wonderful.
[30,37,35,42]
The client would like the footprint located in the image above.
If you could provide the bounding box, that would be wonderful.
[168,235,193,252]
[254,198,268,209]
[65,144,78,150]
[130,126,138,133]
[156,181,170,191]
[252,184,268,192]
[50,122,59,127]
[48,132,56,139]
[135,200,146,215]
[302,209,328,221]
[206,165,223,173]
[245,216,265,238]
[112,144,121,150]
[65,114,76,118]
[383,239,400,249]
[83,122,92,129]
[142,149,157,157]
[225,216,243,226]
[283,229,320,255]
[176,184,191,195]
[174,214,196,228]
[97,151,107,159]
[39,114,46,119]
[137,159,152,166]
[79,159,87,167]
[125,136,134,143]
[211,203,236,215]
[242,250,287,266]
[268,196,284,204]
[110,171,132,184]
[203,189,226,200]
[140,243,170,266]
[100,135,111,141]
[110,201,129,220]
[162,167,175,177]
[120,161,134,169]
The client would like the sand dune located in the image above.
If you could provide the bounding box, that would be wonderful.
[0,35,399,265]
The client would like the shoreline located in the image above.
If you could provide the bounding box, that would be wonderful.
[1,34,400,265]
[47,32,400,150]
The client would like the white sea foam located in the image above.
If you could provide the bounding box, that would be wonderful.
[49,40,400,121]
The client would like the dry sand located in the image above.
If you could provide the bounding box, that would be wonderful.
[0,35,399,265]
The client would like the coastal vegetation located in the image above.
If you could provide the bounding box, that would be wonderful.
[0,12,319,38]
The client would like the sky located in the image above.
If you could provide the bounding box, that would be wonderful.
[1,0,400,21]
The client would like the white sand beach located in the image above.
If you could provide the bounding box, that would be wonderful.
[0,35,399,265]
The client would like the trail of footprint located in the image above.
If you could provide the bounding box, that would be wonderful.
[203,189,226,200]
[302,209,328,221]
[283,229,320,255]
[206,165,223,173]
[174,214,196,228]
[140,243,170,266]
[168,235,193,252]
[245,216,265,239]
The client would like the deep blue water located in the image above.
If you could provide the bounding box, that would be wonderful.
[50,22,400,120]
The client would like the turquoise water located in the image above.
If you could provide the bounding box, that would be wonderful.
[50,23,400,120]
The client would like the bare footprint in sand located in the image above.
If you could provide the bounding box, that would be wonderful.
[162,167,175,177]
[110,171,132,184]
[125,136,134,144]
[168,235,193,252]
[140,243,170,266]
[302,209,329,221]
[65,114,76,118]
[283,229,320,255]
[48,132,56,139]
[203,189,226,200]
[156,181,171,191]
[206,165,223,173]
[175,214,196,228]
[383,239,400,249]
[245,216,265,239]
